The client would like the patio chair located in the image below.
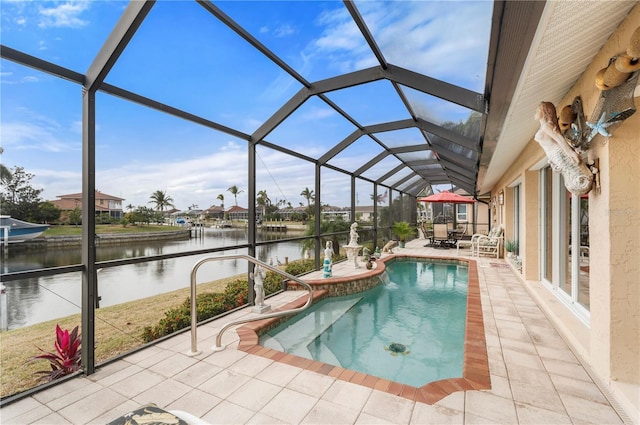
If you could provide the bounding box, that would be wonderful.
[471,226,503,258]
[454,227,473,255]
[432,223,450,248]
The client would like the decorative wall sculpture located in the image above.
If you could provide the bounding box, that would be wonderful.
[534,25,639,196]
[534,102,594,195]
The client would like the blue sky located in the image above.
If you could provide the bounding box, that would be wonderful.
[1,0,492,211]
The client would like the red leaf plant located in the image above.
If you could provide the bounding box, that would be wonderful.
[30,325,82,382]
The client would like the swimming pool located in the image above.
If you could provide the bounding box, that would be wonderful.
[260,259,468,387]
[237,255,490,404]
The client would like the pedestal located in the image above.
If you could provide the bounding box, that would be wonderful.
[252,304,271,313]
[344,245,362,268]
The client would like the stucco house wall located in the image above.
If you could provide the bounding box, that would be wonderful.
[488,3,640,418]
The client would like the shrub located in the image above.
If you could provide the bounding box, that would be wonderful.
[263,271,284,294]
[284,259,315,276]
[141,258,320,343]
[30,325,81,382]
[142,278,251,343]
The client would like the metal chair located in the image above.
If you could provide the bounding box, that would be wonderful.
[432,223,450,248]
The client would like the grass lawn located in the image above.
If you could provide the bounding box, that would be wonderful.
[44,224,183,237]
[0,276,239,399]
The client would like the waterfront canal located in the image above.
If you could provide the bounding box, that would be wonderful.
[1,228,309,330]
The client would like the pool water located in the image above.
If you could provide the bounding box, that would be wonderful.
[261,260,469,387]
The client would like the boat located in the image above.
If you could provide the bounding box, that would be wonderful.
[0,216,49,243]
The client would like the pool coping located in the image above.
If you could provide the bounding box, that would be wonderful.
[235,254,490,405]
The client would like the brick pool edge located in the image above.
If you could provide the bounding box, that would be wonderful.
[235,255,490,405]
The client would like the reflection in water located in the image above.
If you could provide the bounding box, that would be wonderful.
[2,228,309,330]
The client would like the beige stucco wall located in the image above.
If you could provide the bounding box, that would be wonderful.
[490,5,640,386]
[568,6,640,385]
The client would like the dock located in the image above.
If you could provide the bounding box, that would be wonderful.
[259,221,287,232]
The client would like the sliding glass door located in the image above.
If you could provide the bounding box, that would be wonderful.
[540,167,589,321]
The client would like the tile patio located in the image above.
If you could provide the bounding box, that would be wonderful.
[0,239,630,424]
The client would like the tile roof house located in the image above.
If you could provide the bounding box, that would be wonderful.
[49,190,124,220]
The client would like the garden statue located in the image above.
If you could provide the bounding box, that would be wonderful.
[349,222,359,246]
[345,222,362,268]
[251,264,270,313]
[383,240,398,253]
[362,246,370,262]
[323,241,333,278]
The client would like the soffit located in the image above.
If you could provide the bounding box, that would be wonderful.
[478,0,637,194]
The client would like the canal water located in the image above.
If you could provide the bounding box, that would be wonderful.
[1,228,310,330]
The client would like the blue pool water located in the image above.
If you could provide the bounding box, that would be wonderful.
[261,259,469,387]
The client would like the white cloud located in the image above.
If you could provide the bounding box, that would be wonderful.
[300,106,335,121]
[0,71,40,85]
[273,23,295,38]
[304,1,490,91]
[313,7,367,54]
[357,1,491,90]
[38,1,90,29]
[1,121,78,153]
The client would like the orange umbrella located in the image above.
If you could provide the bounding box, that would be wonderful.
[417,191,476,203]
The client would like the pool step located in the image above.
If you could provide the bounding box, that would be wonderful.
[311,340,341,366]
[263,297,362,361]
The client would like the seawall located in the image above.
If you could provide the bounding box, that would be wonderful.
[8,230,191,250]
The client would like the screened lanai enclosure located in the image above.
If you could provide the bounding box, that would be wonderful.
[0,0,546,399]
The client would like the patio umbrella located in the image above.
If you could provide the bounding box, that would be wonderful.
[417,191,476,233]
[417,191,476,204]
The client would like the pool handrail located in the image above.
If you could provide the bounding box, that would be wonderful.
[186,254,314,355]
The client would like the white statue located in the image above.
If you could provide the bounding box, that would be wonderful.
[534,102,594,195]
[252,264,266,307]
[349,222,359,246]
[323,241,333,278]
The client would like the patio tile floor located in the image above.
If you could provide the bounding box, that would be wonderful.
[0,239,629,424]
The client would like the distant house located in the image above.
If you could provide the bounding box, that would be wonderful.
[354,206,374,222]
[227,205,248,221]
[203,205,225,219]
[50,190,124,220]
[321,205,350,222]
[163,207,180,217]
[277,206,307,221]
[227,205,264,221]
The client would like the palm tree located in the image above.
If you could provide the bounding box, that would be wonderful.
[216,193,224,209]
[300,187,314,209]
[227,185,243,206]
[148,190,174,212]
[0,164,12,186]
[0,147,8,185]
[370,193,385,204]
[256,190,270,216]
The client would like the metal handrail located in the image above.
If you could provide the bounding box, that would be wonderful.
[186,254,314,355]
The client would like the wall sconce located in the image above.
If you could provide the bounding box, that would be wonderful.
[492,197,496,208]
[498,190,504,205]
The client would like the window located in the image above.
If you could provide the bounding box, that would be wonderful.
[457,204,468,221]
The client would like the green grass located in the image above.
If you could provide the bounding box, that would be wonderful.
[44,224,182,236]
[0,276,237,398]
